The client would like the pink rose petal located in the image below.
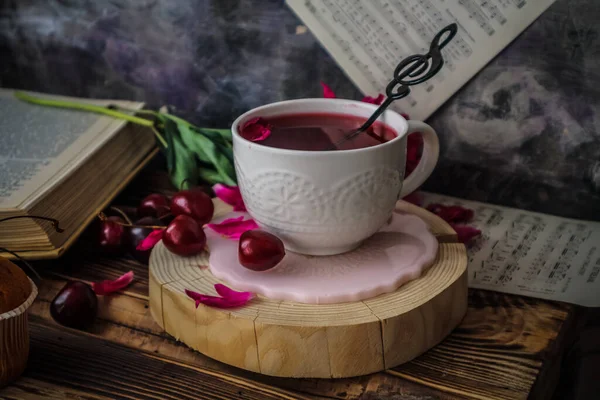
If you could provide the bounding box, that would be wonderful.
[212,184,246,211]
[427,204,474,223]
[136,229,165,251]
[206,216,259,239]
[451,224,482,245]
[92,271,135,295]
[214,283,248,298]
[361,94,385,105]
[320,82,336,98]
[185,285,253,309]
[241,117,272,142]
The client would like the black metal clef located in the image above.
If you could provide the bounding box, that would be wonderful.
[386,23,458,100]
[328,23,458,150]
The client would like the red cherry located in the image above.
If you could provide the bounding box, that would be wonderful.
[170,189,214,225]
[99,216,126,254]
[238,230,285,271]
[138,193,170,218]
[50,281,98,330]
[163,215,207,256]
[127,216,163,264]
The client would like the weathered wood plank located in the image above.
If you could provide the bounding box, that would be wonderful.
[389,290,573,400]
[11,318,318,400]
[0,377,110,400]
[38,252,149,299]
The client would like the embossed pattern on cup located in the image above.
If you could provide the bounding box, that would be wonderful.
[236,160,402,253]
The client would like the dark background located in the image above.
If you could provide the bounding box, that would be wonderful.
[1,0,598,219]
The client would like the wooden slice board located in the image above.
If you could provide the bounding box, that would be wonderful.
[149,200,468,378]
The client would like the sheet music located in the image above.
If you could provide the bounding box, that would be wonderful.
[421,192,600,307]
[286,0,556,120]
[0,89,144,209]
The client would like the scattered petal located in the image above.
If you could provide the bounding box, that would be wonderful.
[214,283,248,298]
[402,191,424,206]
[92,271,134,295]
[185,285,253,309]
[214,284,254,305]
[320,82,336,98]
[427,204,474,223]
[241,117,272,141]
[213,184,246,211]
[136,229,165,251]
[206,216,259,239]
[187,293,249,308]
[451,224,481,245]
[361,93,385,105]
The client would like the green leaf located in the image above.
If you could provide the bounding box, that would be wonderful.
[176,122,237,185]
[190,127,234,164]
[163,119,199,189]
[158,112,233,147]
[210,128,233,142]
[197,167,223,185]
[135,109,237,186]
[162,119,177,173]
[198,127,232,144]
[210,137,234,164]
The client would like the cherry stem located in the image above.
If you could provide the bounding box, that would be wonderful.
[98,212,166,230]
[158,212,173,221]
[0,247,42,284]
[0,215,64,233]
[110,207,133,225]
[14,92,168,148]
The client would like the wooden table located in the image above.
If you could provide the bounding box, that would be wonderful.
[1,159,580,400]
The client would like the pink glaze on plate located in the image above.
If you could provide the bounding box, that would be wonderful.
[206,211,438,304]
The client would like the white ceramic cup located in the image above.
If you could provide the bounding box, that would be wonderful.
[231,98,439,256]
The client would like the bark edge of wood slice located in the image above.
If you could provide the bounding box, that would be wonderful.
[149,200,468,378]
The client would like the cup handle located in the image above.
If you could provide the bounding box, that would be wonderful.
[399,120,440,197]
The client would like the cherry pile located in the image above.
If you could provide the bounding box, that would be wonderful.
[97,188,214,262]
[97,187,286,271]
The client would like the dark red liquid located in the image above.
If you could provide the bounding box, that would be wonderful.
[242,113,398,151]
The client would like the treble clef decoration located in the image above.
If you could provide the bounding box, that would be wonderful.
[328,23,458,150]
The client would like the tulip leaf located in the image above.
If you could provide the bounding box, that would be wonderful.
[198,167,223,185]
[174,121,236,186]
[163,119,199,189]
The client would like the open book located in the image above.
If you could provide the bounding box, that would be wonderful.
[286,0,555,120]
[0,89,157,260]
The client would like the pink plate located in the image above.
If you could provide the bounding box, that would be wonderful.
[207,211,438,304]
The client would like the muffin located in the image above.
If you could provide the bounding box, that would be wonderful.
[0,257,32,314]
[0,256,37,388]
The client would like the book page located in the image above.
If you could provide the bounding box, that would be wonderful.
[421,192,600,307]
[0,89,145,209]
[286,0,556,120]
